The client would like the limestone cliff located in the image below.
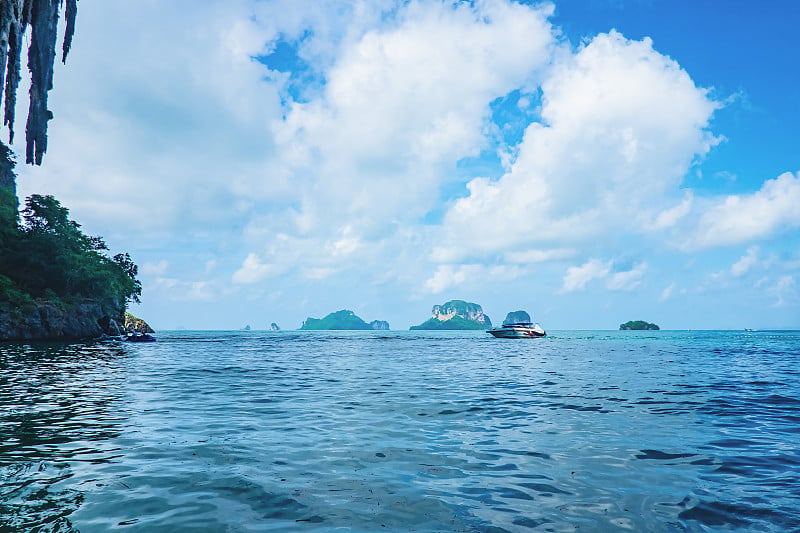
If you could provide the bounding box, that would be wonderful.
[430,300,491,325]
[411,300,492,330]
[124,312,154,333]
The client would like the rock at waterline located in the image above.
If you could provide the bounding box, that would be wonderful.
[124,312,154,333]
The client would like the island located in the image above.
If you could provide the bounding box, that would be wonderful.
[300,310,390,330]
[620,320,660,331]
[410,300,492,330]
[503,310,532,325]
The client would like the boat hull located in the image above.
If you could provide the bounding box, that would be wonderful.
[488,324,546,338]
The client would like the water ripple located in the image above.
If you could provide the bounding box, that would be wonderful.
[1,330,800,531]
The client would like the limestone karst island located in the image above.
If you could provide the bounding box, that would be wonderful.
[410,300,492,330]
[300,310,389,330]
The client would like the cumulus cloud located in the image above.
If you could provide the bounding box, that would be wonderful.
[424,264,526,295]
[560,259,612,293]
[16,0,285,242]
[606,262,648,291]
[232,253,275,284]
[560,259,647,293]
[437,30,719,260]
[689,172,800,249]
[261,0,555,241]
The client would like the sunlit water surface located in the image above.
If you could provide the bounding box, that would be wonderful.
[1,330,799,532]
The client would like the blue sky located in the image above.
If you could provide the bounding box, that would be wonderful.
[9,0,800,330]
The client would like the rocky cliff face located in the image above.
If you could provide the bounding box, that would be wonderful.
[431,300,491,326]
[0,298,123,341]
[410,300,492,330]
[369,320,390,330]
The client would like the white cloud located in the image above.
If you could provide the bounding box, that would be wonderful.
[504,248,576,264]
[559,259,647,293]
[560,259,612,293]
[606,262,648,291]
[232,253,274,284]
[16,0,286,245]
[150,277,218,302]
[769,275,796,307]
[689,172,800,249]
[234,0,558,283]
[646,192,694,231]
[140,260,169,277]
[437,30,719,260]
[731,246,760,277]
[262,0,555,242]
[424,264,526,294]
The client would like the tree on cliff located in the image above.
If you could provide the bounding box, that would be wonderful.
[1,0,78,165]
[1,193,141,306]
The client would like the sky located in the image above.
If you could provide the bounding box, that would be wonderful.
[7,0,800,330]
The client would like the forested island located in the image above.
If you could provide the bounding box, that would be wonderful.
[300,310,389,330]
[410,300,492,330]
[620,320,660,331]
[0,1,145,340]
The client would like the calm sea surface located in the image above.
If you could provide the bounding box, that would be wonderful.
[1,330,799,532]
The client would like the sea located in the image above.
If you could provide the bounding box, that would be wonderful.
[1,330,799,532]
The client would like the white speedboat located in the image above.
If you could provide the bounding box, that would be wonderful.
[488,322,546,338]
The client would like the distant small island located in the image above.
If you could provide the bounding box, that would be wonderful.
[620,320,660,331]
[410,300,491,330]
[300,309,389,330]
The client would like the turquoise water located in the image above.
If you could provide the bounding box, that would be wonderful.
[1,330,799,532]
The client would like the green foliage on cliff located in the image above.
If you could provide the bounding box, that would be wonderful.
[301,310,372,330]
[620,320,660,331]
[410,316,488,330]
[0,191,141,311]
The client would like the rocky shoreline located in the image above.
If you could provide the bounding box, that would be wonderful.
[0,299,152,341]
